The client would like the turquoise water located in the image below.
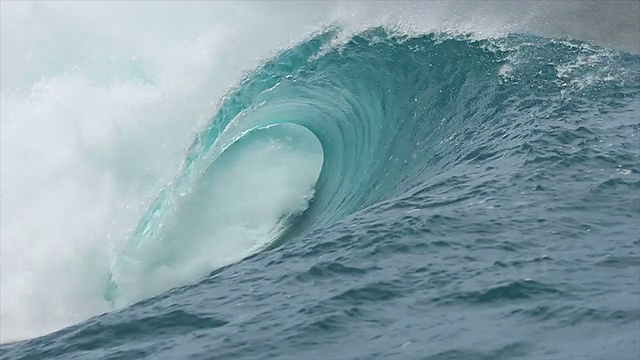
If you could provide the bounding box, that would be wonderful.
[2,11,639,360]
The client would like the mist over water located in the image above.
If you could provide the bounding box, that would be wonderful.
[1,1,638,353]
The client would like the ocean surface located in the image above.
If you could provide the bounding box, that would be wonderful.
[1,2,639,359]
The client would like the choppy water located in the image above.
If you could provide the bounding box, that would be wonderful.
[1,2,639,359]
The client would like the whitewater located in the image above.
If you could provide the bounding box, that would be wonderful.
[1,1,639,359]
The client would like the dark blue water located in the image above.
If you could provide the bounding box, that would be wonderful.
[2,29,639,360]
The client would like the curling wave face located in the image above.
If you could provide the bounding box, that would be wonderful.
[107,28,639,304]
